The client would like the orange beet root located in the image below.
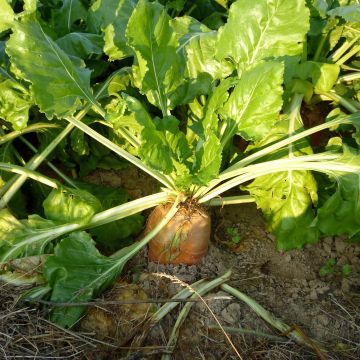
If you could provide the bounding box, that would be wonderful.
[146,203,211,265]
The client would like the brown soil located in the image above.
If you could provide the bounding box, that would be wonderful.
[1,168,359,360]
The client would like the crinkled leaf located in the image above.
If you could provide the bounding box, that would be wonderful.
[56,33,104,58]
[193,132,222,185]
[244,170,319,250]
[328,5,360,22]
[88,0,136,60]
[6,18,95,119]
[0,0,14,32]
[121,94,191,174]
[216,0,309,69]
[0,209,56,263]
[52,0,88,36]
[126,0,180,113]
[221,61,284,141]
[43,186,102,225]
[0,79,32,130]
[199,77,236,135]
[295,61,340,93]
[172,16,233,80]
[43,232,121,327]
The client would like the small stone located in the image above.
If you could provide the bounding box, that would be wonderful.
[316,314,330,327]
[301,279,308,287]
[317,286,330,294]
[221,303,241,324]
[309,290,318,300]
[284,254,291,262]
[323,243,332,254]
[323,236,333,246]
[341,279,351,292]
[335,240,347,253]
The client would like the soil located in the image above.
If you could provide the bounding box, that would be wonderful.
[1,168,359,360]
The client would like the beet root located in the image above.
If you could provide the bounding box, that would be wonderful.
[146,203,211,265]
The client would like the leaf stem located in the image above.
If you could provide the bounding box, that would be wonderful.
[336,44,360,66]
[198,153,355,203]
[193,113,360,198]
[0,123,59,145]
[0,163,59,188]
[321,91,359,113]
[0,122,76,209]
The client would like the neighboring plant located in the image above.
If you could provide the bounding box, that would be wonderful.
[0,0,359,326]
[319,258,337,276]
[226,227,242,244]
[319,258,352,277]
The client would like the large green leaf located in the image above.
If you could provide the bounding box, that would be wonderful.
[221,61,284,142]
[88,0,136,60]
[6,18,96,119]
[43,232,121,327]
[245,170,319,250]
[126,0,180,114]
[0,79,32,130]
[216,0,309,69]
[0,0,14,32]
[51,0,88,36]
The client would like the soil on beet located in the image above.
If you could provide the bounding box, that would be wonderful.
[1,168,359,360]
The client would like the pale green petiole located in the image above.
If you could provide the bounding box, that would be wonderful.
[199,153,359,203]
[0,163,59,189]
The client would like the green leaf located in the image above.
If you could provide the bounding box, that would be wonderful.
[56,33,104,58]
[216,0,309,69]
[43,186,102,225]
[126,0,180,114]
[88,0,136,60]
[0,0,14,32]
[6,18,96,119]
[0,79,32,130]
[317,150,360,237]
[120,94,191,174]
[0,209,56,262]
[193,132,222,185]
[52,0,88,36]
[221,61,284,142]
[43,232,121,327]
[327,5,360,22]
[70,128,90,156]
[245,170,319,250]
